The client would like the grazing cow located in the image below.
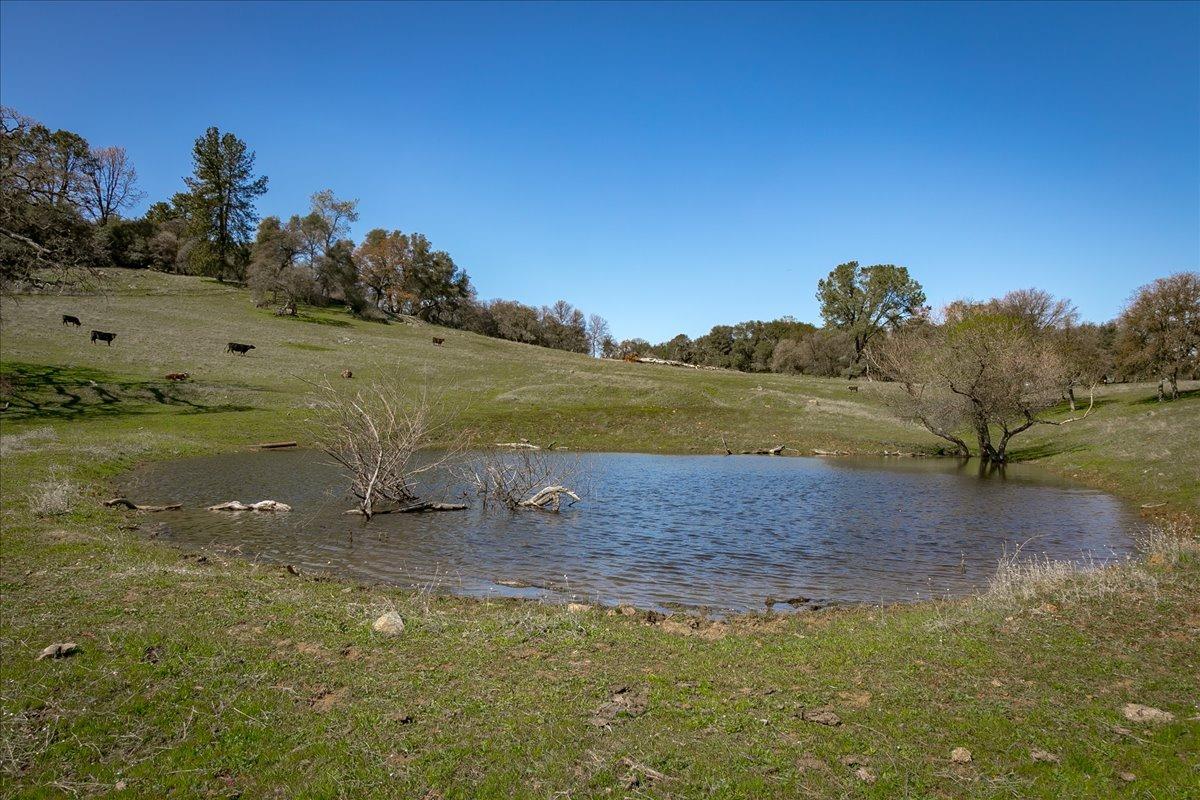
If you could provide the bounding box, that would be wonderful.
[225,342,255,355]
[848,384,859,392]
[340,369,353,379]
[62,314,82,327]
[90,330,116,346]
[431,337,445,346]
[165,372,190,382]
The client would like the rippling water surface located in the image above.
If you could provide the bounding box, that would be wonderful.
[120,450,1136,612]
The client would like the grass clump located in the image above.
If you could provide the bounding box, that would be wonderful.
[25,469,81,517]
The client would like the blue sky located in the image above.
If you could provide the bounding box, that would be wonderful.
[2,1,1197,341]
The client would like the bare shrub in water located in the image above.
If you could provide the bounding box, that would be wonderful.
[310,380,464,519]
[27,470,80,517]
[458,448,582,511]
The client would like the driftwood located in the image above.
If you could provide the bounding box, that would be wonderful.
[520,486,581,510]
[344,501,468,515]
[494,438,557,450]
[255,441,298,450]
[207,500,292,512]
[742,445,786,456]
[812,449,850,456]
[104,497,182,512]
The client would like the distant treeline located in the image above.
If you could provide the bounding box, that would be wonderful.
[0,110,613,356]
[3,108,1196,391]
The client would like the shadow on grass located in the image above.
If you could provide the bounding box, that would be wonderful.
[0,362,253,422]
[1007,441,1088,463]
[276,312,352,328]
[1130,388,1200,406]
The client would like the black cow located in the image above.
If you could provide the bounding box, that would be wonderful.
[226,342,256,355]
[432,337,445,346]
[62,314,82,327]
[91,330,116,345]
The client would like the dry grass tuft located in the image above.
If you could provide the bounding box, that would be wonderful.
[0,426,58,457]
[983,551,1154,608]
[26,470,81,517]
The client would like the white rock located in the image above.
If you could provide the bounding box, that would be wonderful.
[951,747,972,764]
[372,612,405,636]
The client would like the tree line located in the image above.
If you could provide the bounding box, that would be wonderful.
[0,109,612,355]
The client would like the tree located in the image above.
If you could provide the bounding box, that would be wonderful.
[1,108,100,287]
[247,216,310,312]
[817,261,926,365]
[180,127,268,281]
[1117,272,1200,400]
[586,314,611,357]
[872,300,1083,462]
[356,228,409,311]
[79,146,144,224]
[294,189,358,296]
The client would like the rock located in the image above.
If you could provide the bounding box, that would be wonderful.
[1122,703,1174,724]
[566,603,592,613]
[800,707,842,726]
[372,611,405,636]
[1118,772,1136,783]
[36,642,80,661]
[951,747,972,764]
[854,766,877,784]
[616,604,638,616]
[1030,749,1061,764]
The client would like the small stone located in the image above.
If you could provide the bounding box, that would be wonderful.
[1030,748,1060,764]
[1122,703,1174,724]
[36,642,80,661]
[617,604,638,616]
[1118,772,1136,783]
[567,603,592,613]
[951,747,972,764]
[372,611,405,636]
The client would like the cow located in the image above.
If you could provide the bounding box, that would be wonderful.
[225,342,255,355]
[165,372,190,382]
[432,337,445,346]
[90,330,116,345]
[848,384,859,392]
[62,314,82,327]
[340,369,353,379]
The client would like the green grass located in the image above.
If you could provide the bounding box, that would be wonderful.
[1,270,1198,798]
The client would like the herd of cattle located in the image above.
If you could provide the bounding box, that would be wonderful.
[59,313,448,380]
[63,312,256,356]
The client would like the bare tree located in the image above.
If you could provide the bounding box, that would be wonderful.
[458,448,582,511]
[586,313,611,357]
[310,380,464,519]
[871,299,1091,462]
[79,146,144,224]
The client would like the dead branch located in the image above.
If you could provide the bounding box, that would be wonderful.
[457,448,583,512]
[307,378,466,519]
[741,445,787,455]
[344,501,467,515]
[104,497,181,512]
[255,441,298,449]
[207,500,292,512]
[520,486,581,510]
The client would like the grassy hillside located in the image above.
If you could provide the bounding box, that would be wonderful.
[1,270,1197,798]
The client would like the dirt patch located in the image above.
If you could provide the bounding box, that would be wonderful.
[590,684,650,727]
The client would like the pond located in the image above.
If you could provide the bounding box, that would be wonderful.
[119,450,1137,613]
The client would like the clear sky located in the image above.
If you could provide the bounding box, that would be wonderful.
[2,1,1197,341]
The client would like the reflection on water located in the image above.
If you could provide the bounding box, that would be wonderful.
[119,450,1136,613]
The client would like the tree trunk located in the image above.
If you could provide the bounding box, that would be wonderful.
[1067,385,1076,412]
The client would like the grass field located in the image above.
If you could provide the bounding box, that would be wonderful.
[1,270,1197,798]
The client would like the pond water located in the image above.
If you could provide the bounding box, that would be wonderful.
[119,450,1136,613]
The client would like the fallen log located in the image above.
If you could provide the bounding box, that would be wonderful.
[255,441,298,450]
[520,485,581,510]
[207,500,292,512]
[344,501,468,515]
[104,497,182,512]
[632,356,699,369]
[495,441,541,450]
[811,449,849,456]
[742,445,786,456]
